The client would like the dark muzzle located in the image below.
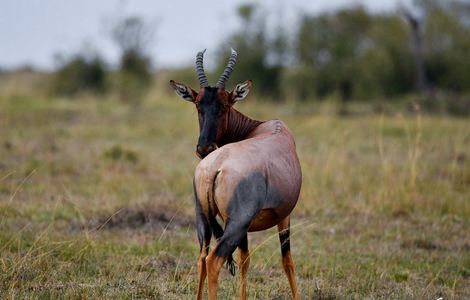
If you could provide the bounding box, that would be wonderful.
[196,143,217,159]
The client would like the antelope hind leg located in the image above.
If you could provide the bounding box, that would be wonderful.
[278,216,300,300]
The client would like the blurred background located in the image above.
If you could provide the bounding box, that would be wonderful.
[1,1,469,299]
[1,0,469,114]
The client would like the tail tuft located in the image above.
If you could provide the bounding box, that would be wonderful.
[225,256,237,276]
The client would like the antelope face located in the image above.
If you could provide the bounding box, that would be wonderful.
[170,49,251,159]
[194,87,228,158]
[170,81,252,159]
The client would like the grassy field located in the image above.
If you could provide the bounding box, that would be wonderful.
[0,87,469,299]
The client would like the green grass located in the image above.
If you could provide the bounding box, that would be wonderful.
[0,88,469,299]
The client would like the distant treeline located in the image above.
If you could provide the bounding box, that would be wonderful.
[216,1,469,103]
[49,16,153,104]
[42,0,469,114]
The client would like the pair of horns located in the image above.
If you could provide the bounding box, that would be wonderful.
[195,48,237,89]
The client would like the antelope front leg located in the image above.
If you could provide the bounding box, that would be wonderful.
[238,234,250,300]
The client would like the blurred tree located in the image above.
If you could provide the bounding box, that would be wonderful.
[296,7,374,103]
[209,0,470,114]
[293,6,419,103]
[421,1,470,93]
[215,4,284,100]
[50,51,107,97]
[402,8,427,92]
[365,14,414,97]
[110,16,154,103]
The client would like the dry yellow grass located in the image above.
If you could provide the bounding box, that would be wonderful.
[0,86,469,299]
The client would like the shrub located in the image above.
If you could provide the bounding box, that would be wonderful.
[50,54,107,96]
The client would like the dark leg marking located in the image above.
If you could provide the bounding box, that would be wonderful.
[278,217,300,300]
[279,228,290,257]
[194,180,211,253]
[210,217,236,275]
[209,217,224,240]
[215,173,265,260]
[238,234,250,300]
[206,173,266,299]
[239,233,248,252]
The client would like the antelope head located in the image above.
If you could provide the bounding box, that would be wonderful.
[170,49,252,159]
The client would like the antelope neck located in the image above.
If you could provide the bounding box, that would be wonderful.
[219,108,263,146]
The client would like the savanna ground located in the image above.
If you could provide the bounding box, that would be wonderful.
[0,82,469,299]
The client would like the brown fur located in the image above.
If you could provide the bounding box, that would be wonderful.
[194,115,301,232]
[171,78,301,299]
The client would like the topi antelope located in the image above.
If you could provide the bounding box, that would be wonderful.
[170,49,302,300]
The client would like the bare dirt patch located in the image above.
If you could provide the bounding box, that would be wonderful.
[401,238,445,251]
[72,204,194,232]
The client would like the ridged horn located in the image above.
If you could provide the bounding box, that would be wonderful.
[196,49,209,88]
[216,48,237,89]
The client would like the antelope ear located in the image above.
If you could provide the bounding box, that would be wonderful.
[231,80,252,102]
[170,80,197,102]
